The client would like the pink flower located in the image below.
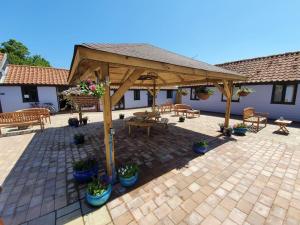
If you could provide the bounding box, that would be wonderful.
[89,84,96,91]
[87,79,92,84]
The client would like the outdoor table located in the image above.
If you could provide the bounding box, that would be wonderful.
[133,111,158,120]
[126,120,156,137]
[274,119,292,134]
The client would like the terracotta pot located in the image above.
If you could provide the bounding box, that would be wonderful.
[197,93,210,100]
[238,91,249,97]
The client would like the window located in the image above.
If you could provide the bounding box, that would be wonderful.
[222,85,240,102]
[190,87,199,100]
[271,83,297,104]
[21,86,39,102]
[167,90,173,99]
[133,90,140,100]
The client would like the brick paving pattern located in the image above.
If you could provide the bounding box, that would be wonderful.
[0,108,299,225]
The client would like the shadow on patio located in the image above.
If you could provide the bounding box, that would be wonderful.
[0,113,238,225]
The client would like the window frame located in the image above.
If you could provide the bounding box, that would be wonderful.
[271,82,298,105]
[190,87,199,100]
[221,84,241,102]
[166,90,173,99]
[21,85,39,103]
[133,89,140,101]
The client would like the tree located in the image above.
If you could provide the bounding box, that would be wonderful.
[0,39,51,67]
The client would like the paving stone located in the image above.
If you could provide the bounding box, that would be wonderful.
[83,206,111,225]
[28,212,55,225]
[113,211,134,225]
[56,201,80,218]
[56,209,84,225]
[168,207,186,224]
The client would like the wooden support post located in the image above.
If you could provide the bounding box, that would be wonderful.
[100,63,115,178]
[224,80,233,127]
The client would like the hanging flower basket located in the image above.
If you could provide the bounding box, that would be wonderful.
[195,87,214,100]
[70,95,99,105]
[197,93,210,100]
[236,87,254,97]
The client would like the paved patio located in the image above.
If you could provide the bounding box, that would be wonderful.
[0,108,300,225]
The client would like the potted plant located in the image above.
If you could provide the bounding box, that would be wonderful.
[68,117,79,127]
[233,123,248,135]
[195,87,214,100]
[118,163,139,187]
[82,117,88,125]
[192,141,209,154]
[223,127,233,137]
[236,87,254,97]
[218,123,225,133]
[119,114,125,120]
[86,179,112,206]
[179,116,185,122]
[74,133,85,145]
[73,158,98,182]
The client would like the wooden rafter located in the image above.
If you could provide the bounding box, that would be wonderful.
[111,68,145,106]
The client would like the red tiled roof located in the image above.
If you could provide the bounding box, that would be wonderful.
[216,51,300,83]
[4,65,69,85]
[0,53,4,62]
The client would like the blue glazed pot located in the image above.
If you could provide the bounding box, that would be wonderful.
[233,128,247,135]
[86,184,112,206]
[119,173,138,187]
[73,166,98,182]
[193,143,208,154]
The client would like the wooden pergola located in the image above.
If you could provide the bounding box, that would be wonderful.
[68,43,246,177]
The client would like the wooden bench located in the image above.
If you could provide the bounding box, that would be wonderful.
[174,104,200,118]
[158,102,174,113]
[243,107,269,132]
[17,108,51,123]
[0,111,45,135]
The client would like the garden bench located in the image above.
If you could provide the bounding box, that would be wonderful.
[243,107,269,132]
[174,104,200,118]
[17,108,51,123]
[0,111,44,135]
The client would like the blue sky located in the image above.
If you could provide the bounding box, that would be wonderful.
[1,0,300,69]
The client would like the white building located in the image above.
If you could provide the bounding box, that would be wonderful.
[0,53,69,113]
[0,53,176,113]
[182,51,300,121]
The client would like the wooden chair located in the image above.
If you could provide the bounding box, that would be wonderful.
[0,111,44,135]
[243,107,269,132]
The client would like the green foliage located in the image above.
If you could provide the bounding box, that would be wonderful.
[73,158,96,171]
[118,164,139,178]
[194,141,208,147]
[79,80,105,98]
[236,87,254,96]
[195,87,214,95]
[87,180,108,196]
[0,39,51,67]
[234,123,247,129]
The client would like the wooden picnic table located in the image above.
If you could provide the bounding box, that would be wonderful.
[274,119,292,134]
[133,111,159,120]
[126,120,156,137]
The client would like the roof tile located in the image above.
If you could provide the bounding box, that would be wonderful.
[3,64,69,85]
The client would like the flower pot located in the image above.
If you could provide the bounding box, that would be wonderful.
[119,173,138,187]
[224,129,232,137]
[73,166,98,182]
[179,117,185,122]
[86,184,112,206]
[82,118,88,125]
[238,91,249,97]
[192,143,209,154]
[119,114,125,120]
[74,136,85,145]
[233,128,247,135]
[220,127,224,133]
[197,93,210,100]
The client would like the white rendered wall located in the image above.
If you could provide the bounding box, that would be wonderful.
[0,86,59,112]
[182,84,300,121]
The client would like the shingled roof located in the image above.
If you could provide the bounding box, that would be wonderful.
[80,43,241,76]
[217,51,300,83]
[3,65,69,85]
